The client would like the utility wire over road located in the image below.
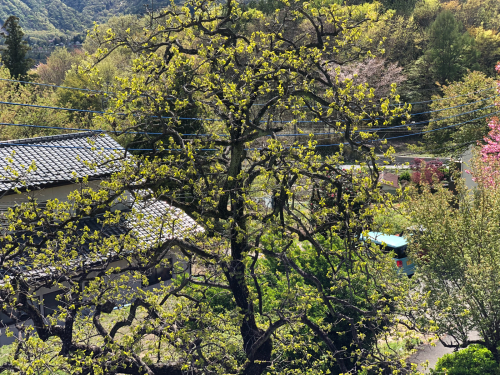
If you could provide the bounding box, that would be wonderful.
[0,78,496,151]
[0,110,496,152]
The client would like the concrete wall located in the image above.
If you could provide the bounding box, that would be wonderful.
[461,146,477,190]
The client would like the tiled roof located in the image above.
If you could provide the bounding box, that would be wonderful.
[0,134,204,279]
[131,197,203,243]
[0,198,204,278]
[78,197,203,246]
[0,132,123,194]
[380,171,399,189]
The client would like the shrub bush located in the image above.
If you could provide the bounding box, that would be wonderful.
[410,158,444,186]
[431,345,499,375]
[399,170,411,182]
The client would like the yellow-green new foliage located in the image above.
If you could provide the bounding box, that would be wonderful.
[0,64,72,140]
[423,71,496,155]
[406,165,500,361]
[0,0,418,374]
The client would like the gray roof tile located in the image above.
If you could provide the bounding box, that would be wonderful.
[0,198,204,279]
[0,132,124,194]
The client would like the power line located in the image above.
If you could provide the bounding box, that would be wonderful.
[0,142,147,151]
[389,110,500,140]
[0,102,496,138]
[0,109,497,152]
[0,101,107,115]
[1,77,496,108]
[0,101,496,140]
[395,138,482,157]
[409,94,497,116]
[370,103,497,132]
[0,123,162,136]
[285,102,498,135]
[396,86,496,106]
[0,93,496,130]
[0,78,108,94]
[314,110,500,148]
[274,93,497,121]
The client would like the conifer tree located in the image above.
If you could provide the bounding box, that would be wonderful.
[1,16,33,79]
[426,10,480,83]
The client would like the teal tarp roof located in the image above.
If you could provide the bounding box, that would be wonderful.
[364,232,408,248]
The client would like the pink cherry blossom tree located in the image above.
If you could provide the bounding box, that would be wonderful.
[469,63,500,187]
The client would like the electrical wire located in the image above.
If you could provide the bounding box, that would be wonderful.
[0,123,162,136]
[314,110,500,148]
[0,101,496,141]
[394,138,482,157]
[0,142,147,151]
[0,77,108,94]
[408,94,497,116]
[281,103,498,136]
[0,101,107,115]
[0,109,497,152]
[0,95,496,134]
[1,76,496,109]
[395,86,496,106]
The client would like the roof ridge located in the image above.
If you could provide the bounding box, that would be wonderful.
[0,131,102,147]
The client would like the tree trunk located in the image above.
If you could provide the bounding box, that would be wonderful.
[224,197,271,375]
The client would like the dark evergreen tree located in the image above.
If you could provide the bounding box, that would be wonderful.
[426,10,480,83]
[1,16,33,79]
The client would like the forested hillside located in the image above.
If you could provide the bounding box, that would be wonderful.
[0,0,170,42]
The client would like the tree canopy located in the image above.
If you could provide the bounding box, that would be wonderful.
[406,169,500,362]
[406,75,500,361]
[425,10,479,83]
[422,71,497,155]
[0,1,417,374]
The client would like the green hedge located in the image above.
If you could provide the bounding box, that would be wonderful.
[431,345,499,375]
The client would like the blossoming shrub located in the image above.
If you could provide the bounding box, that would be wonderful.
[471,63,500,187]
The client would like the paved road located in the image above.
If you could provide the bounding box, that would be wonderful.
[408,332,480,373]
[340,164,410,170]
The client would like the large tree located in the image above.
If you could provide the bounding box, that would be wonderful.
[405,75,500,362]
[406,168,500,362]
[426,10,480,83]
[0,1,415,374]
[422,71,497,155]
[1,16,33,79]
[36,46,83,86]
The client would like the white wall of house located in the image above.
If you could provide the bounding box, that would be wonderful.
[0,181,103,208]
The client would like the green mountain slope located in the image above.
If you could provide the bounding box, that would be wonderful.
[0,0,170,41]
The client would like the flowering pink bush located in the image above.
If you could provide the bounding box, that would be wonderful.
[472,63,500,186]
[410,158,444,185]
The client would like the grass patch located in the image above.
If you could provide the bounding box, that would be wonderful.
[0,342,13,365]
[379,337,422,357]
